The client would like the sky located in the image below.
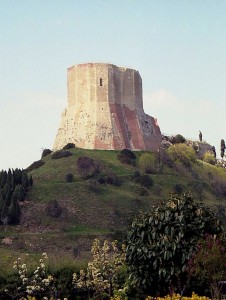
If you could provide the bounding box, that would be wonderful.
[0,0,226,170]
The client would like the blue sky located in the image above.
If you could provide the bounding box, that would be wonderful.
[0,0,226,170]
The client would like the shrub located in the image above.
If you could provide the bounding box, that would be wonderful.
[174,183,185,194]
[153,183,162,195]
[77,156,97,179]
[46,200,62,218]
[51,150,72,159]
[87,180,101,193]
[126,193,223,295]
[72,239,126,299]
[97,172,121,186]
[134,174,153,189]
[26,160,45,172]
[138,152,157,174]
[41,148,52,158]
[136,187,149,196]
[189,235,226,300]
[170,134,186,144]
[167,143,197,168]
[62,143,75,150]
[118,149,136,165]
[203,151,216,165]
[65,173,73,183]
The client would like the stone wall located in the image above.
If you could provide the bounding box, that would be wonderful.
[53,63,162,151]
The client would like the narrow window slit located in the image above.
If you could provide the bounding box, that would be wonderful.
[100,78,103,86]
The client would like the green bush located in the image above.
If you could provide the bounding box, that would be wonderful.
[97,172,121,186]
[46,200,62,218]
[133,173,153,189]
[170,134,186,144]
[41,148,52,158]
[51,150,72,159]
[77,156,98,179]
[203,151,216,165]
[138,152,157,174]
[26,160,45,172]
[62,143,75,150]
[125,193,223,295]
[118,149,136,165]
[173,183,185,194]
[167,143,196,168]
[65,173,74,183]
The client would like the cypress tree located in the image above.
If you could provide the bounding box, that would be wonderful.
[221,139,225,159]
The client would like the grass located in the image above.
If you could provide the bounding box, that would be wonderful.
[1,147,226,280]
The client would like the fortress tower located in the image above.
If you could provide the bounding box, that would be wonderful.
[53,63,161,151]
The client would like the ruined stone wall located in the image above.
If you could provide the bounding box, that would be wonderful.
[53,63,161,151]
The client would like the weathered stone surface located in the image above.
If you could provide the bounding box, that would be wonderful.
[53,63,161,151]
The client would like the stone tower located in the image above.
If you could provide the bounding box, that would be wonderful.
[53,63,161,151]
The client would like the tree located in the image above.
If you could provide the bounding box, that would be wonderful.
[203,151,216,165]
[171,134,186,144]
[189,235,226,300]
[212,146,216,159]
[77,156,97,179]
[221,139,225,159]
[125,193,223,296]
[199,131,202,142]
[138,153,157,174]
[167,143,196,168]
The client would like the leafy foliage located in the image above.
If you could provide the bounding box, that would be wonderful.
[26,160,45,172]
[62,143,76,150]
[138,153,157,174]
[167,143,197,168]
[51,150,72,159]
[97,171,121,186]
[0,169,32,225]
[125,193,223,295]
[118,149,136,165]
[65,173,74,183]
[132,173,153,189]
[77,156,99,179]
[221,139,225,159]
[41,148,53,158]
[46,200,63,218]
[203,151,216,165]
[189,235,226,300]
[170,134,186,144]
[72,239,127,299]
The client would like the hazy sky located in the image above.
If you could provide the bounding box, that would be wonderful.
[1,0,226,170]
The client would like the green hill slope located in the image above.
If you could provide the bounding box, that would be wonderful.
[1,146,226,276]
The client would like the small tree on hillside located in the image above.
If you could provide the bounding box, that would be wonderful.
[167,143,196,168]
[199,131,202,142]
[221,139,225,159]
[77,156,98,179]
[138,153,157,174]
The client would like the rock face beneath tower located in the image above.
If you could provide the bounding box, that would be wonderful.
[53,63,161,151]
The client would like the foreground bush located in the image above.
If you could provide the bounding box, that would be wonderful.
[145,293,210,300]
[125,193,223,296]
[73,239,127,299]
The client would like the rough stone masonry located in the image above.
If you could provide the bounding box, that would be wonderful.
[53,63,162,151]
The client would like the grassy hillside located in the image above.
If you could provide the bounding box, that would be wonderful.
[1,145,226,276]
